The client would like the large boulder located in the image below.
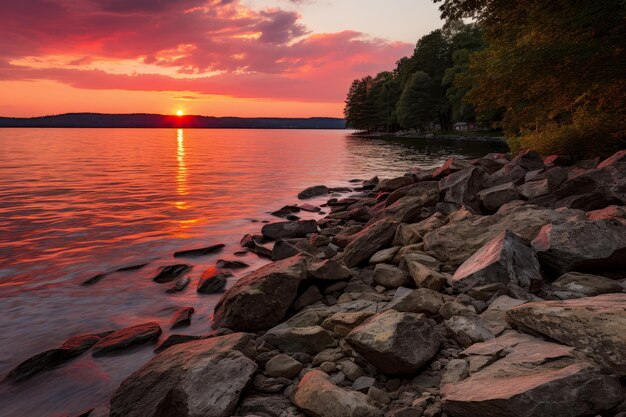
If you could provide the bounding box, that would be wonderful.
[438,167,485,213]
[262,220,318,240]
[423,204,581,265]
[262,325,334,355]
[531,218,626,275]
[386,181,439,207]
[213,256,307,331]
[449,230,542,293]
[342,220,398,267]
[444,332,623,417]
[381,196,433,223]
[477,182,520,213]
[375,176,414,192]
[306,258,353,280]
[346,310,440,375]
[507,294,626,375]
[92,322,161,356]
[109,333,257,417]
[292,370,383,417]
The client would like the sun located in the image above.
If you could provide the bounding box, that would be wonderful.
[176,109,184,116]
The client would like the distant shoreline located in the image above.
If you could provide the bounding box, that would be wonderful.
[0,113,346,129]
[353,131,507,143]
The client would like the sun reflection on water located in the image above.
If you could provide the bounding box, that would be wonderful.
[175,128,189,210]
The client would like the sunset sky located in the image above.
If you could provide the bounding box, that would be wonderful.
[0,0,443,118]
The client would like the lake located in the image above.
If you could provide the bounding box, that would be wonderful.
[0,128,506,416]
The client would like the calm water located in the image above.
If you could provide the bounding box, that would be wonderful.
[0,128,506,416]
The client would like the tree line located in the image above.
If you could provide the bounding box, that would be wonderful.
[345,0,625,157]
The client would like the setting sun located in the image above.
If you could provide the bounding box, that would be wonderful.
[176,109,184,116]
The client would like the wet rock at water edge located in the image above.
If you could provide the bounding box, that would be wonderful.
[271,205,300,218]
[154,334,208,353]
[115,262,150,272]
[165,277,190,293]
[197,271,232,294]
[170,307,194,329]
[6,332,113,382]
[153,264,192,283]
[216,259,249,269]
[261,219,318,240]
[109,333,258,417]
[92,322,161,356]
[298,185,330,199]
[173,244,225,258]
[81,273,109,286]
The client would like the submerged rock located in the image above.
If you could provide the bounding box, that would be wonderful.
[262,220,318,240]
[109,333,257,417]
[197,271,231,294]
[213,256,307,331]
[346,310,440,375]
[170,307,194,329]
[153,264,192,283]
[216,259,249,269]
[292,370,383,417]
[173,244,225,258]
[92,322,161,356]
[6,332,111,382]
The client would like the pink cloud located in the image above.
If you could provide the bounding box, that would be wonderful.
[0,0,412,102]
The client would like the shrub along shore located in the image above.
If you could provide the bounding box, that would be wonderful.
[8,149,626,417]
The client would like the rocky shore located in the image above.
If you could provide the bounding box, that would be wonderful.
[7,149,626,417]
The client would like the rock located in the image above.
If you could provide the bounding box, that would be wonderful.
[153,264,192,283]
[438,167,485,213]
[154,334,207,353]
[236,395,304,417]
[293,286,324,310]
[443,333,623,417]
[265,354,303,379]
[299,203,321,212]
[170,307,194,329]
[387,181,439,207]
[321,311,374,337]
[369,246,401,264]
[173,244,225,258]
[262,220,318,240]
[487,164,528,188]
[531,218,626,275]
[444,316,493,347]
[253,374,291,393]
[373,263,409,288]
[213,256,307,331]
[449,230,542,293]
[519,178,551,199]
[406,261,447,291]
[197,271,231,294]
[346,310,440,375]
[166,276,190,293]
[353,376,376,393]
[368,386,391,406]
[432,158,473,178]
[550,271,623,298]
[439,302,476,320]
[299,185,330,199]
[216,259,249,269]
[109,333,257,417]
[307,259,353,280]
[511,149,545,171]
[272,239,303,261]
[375,176,414,192]
[92,322,161,356]
[263,325,334,354]
[336,359,365,382]
[292,370,383,417]
[382,196,436,224]
[477,182,520,213]
[6,332,110,382]
[507,294,626,375]
[343,220,398,267]
[384,287,445,315]
[441,359,469,386]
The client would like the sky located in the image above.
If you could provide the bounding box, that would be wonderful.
[0,0,443,118]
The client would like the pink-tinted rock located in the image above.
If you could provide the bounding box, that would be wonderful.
[342,220,398,267]
[92,322,161,356]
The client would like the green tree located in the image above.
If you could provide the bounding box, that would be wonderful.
[396,71,435,130]
[434,0,626,156]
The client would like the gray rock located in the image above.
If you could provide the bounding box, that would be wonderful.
[532,218,626,275]
[262,220,318,240]
[265,354,303,379]
[550,271,623,298]
[353,376,376,393]
[170,307,194,329]
[441,359,469,385]
[293,286,324,310]
[507,294,626,375]
[369,246,401,264]
[213,256,307,331]
[438,167,485,213]
[337,359,367,381]
[236,395,304,417]
[443,333,623,417]
[109,333,257,417]
[444,316,494,347]
[263,325,334,355]
[92,322,161,356]
[477,182,520,213]
[373,263,409,288]
[298,185,330,199]
[449,230,542,293]
[292,370,383,417]
[406,261,447,291]
[384,287,445,315]
[307,258,353,280]
[343,220,398,267]
[347,310,440,375]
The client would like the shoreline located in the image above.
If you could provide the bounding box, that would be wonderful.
[354,131,507,143]
[6,149,626,417]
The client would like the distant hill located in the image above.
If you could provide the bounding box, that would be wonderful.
[0,113,346,129]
